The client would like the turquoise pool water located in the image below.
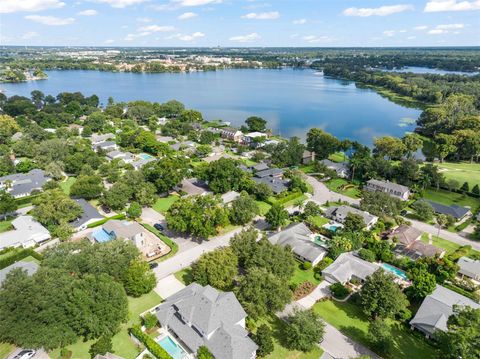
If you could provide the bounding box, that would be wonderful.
[325,225,340,232]
[139,153,154,160]
[157,336,188,359]
[92,229,115,243]
[381,263,408,281]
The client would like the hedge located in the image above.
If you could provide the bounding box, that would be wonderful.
[87,214,126,228]
[129,325,172,359]
[443,283,479,303]
[266,190,304,206]
[141,224,178,262]
[0,248,42,270]
[15,194,40,207]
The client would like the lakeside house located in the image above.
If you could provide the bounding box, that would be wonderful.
[457,257,480,282]
[0,169,50,198]
[322,252,378,285]
[268,222,327,266]
[220,127,243,143]
[410,285,480,338]
[423,200,471,221]
[0,261,39,286]
[388,224,445,259]
[0,216,51,250]
[365,179,410,201]
[319,159,350,178]
[156,283,258,359]
[242,132,269,148]
[325,205,378,229]
[70,199,103,231]
[301,150,315,165]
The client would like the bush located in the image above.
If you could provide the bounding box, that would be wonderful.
[253,324,274,357]
[89,336,113,359]
[301,261,312,270]
[0,248,42,270]
[129,326,171,359]
[330,283,350,299]
[358,248,376,262]
[315,257,333,271]
[143,312,158,330]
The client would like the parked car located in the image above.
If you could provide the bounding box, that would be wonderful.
[101,205,111,214]
[149,262,158,269]
[13,350,36,359]
[154,223,164,231]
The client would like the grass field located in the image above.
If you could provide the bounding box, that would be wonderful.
[174,267,193,285]
[252,316,323,359]
[307,215,329,228]
[290,261,321,286]
[21,255,41,264]
[152,195,179,214]
[49,291,162,359]
[256,200,272,215]
[0,342,15,358]
[328,152,346,163]
[431,161,480,189]
[0,220,13,233]
[60,177,76,195]
[313,300,437,359]
[422,189,479,210]
[421,233,480,258]
[324,178,361,199]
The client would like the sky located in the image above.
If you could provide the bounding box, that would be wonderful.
[0,0,479,47]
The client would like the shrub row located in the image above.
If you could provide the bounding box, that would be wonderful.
[266,190,303,206]
[87,214,126,228]
[0,248,42,270]
[129,325,172,359]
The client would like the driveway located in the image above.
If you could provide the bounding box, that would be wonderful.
[296,281,331,308]
[306,176,359,206]
[155,274,185,298]
[141,208,165,226]
[7,348,49,359]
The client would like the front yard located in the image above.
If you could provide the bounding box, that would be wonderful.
[313,299,437,359]
[152,195,179,214]
[0,220,13,233]
[420,233,480,258]
[422,189,479,211]
[324,178,361,199]
[290,261,321,286]
[49,291,162,359]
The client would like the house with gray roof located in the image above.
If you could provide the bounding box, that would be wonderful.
[91,133,115,144]
[320,159,350,178]
[388,224,422,246]
[365,179,410,201]
[253,176,289,194]
[0,215,51,250]
[88,220,146,249]
[268,222,327,266]
[94,141,118,152]
[457,257,480,282]
[156,283,257,359]
[70,199,103,231]
[0,261,39,286]
[410,285,480,338]
[0,169,50,198]
[423,200,471,221]
[322,252,378,284]
[325,205,378,229]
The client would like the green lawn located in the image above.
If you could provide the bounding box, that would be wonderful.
[328,152,346,163]
[420,233,480,258]
[49,291,162,359]
[324,178,361,199]
[431,161,480,189]
[256,200,272,216]
[307,215,329,228]
[0,220,13,233]
[152,195,179,214]
[0,342,15,358]
[313,300,437,359]
[21,255,41,264]
[281,194,308,208]
[298,164,316,174]
[422,189,479,211]
[60,177,76,195]
[290,261,321,286]
[252,316,323,359]
[174,267,193,285]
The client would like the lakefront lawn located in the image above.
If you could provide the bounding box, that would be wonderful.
[324,178,361,199]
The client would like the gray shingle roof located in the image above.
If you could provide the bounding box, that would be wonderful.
[0,261,39,286]
[325,205,378,227]
[410,285,479,336]
[70,199,103,229]
[156,283,257,359]
[253,177,288,194]
[0,169,50,197]
[388,224,422,246]
[322,252,378,284]
[366,179,410,195]
[255,168,284,178]
[457,257,480,279]
[424,200,470,220]
[268,223,326,264]
[103,220,143,239]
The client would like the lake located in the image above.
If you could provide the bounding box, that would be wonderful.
[384,66,478,76]
[0,68,421,145]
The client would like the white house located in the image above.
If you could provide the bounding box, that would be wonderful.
[0,216,51,250]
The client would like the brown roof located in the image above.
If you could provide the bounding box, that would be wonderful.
[389,225,422,246]
[410,241,445,257]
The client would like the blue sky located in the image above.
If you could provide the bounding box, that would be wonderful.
[1,0,479,47]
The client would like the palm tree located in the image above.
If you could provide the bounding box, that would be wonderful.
[436,214,448,239]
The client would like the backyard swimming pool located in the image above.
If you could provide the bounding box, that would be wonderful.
[139,153,155,160]
[324,224,340,232]
[381,263,408,281]
[157,335,189,359]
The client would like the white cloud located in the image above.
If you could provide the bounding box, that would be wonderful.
[138,25,176,32]
[136,17,152,22]
[25,15,75,25]
[241,11,279,20]
[383,30,396,37]
[343,4,414,16]
[176,31,205,41]
[428,29,446,34]
[407,36,416,39]
[178,11,197,19]
[229,32,260,42]
[173,0,222,7]
[302,35,332,43]
[414,25,428,30]
[424,0,480,12]
[104,39,115,44]
[293,18,307,24]
[77,9,98,16]
[22,31,39,39]
[436,23,465,29]
[92,0,147,8]
[0,0,65,13]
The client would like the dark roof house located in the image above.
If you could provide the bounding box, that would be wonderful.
[424,200,471,220]
[70,199,103,231]
[0,169,50,198]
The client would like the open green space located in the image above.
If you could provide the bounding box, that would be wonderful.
[420,233,480,258]
[328,152,346,163]
[174,267,193,285]
[60,177,77,195]
[251,316,323,359]
[256,200,272,216]
[431,161,480,189]
[49,291,162,359]
[0,220,13,233]
[422,189,479,210]
[313,299,437,359]
[324,178,361,199]
[21,255,41,264]
[307,215,329,228]
[290,261,321,286]
[152,195,179,214]
[0,342,15,358]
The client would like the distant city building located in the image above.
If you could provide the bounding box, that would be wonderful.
[365,179,410,201]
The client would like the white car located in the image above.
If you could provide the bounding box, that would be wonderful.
[13,350,36,359]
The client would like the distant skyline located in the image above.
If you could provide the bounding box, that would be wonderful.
[1,0,479,47]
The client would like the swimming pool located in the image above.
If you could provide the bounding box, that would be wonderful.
[324,225,340,232]
[157,335,189,359]
[139,153,154,160]
[314,235,329,248]
[92,228,115,243]
[381,263,408,281]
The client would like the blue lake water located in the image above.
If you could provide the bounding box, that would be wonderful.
[0,68,422,145]
[383,66,478,76]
